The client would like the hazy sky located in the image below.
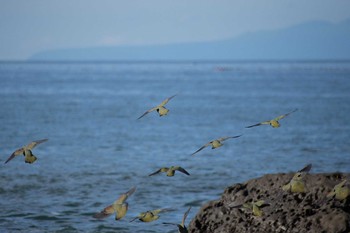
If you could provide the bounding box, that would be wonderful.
[1,0,350,60]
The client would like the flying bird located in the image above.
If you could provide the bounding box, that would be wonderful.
[148,166,190,177]
[327,180,349,201]
[191,135,242,156]
[282,164,312,193]
[93,186,136,221]
[163,207,191,233]
[4,139,48,164]
[230,200,268,217]
[130,208,174,223]
[246,109,298,128]
[137,94,177,119]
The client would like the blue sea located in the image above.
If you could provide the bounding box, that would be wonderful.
[0,61,350,232]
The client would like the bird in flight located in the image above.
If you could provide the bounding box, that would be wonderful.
[246,109,298,128]
[4,139,48,164]
[191,135,242,156]
[93,186,136,221]
[148,166,190,177]
[282,164,312,193]
[327,180,349,201]
[137,94,177,119]
[163,207,192,233]
[130,208,174,222]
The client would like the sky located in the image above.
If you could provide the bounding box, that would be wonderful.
[1,0,350,60]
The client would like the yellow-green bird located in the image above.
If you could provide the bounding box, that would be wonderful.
[191,135,242,156]
[282,164,312,193]
[148,166,190,177]
[4,139,48,164]
[130,208,174,222]
[163,207,191,233]
[137,94,177,119]
[93,186,136,221]
[230,200,267,217]
[246,109,298,128]
[327,180,349,201]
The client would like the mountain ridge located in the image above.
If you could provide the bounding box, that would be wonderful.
[29,18,350,61]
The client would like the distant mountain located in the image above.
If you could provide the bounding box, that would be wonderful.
[29,19,350,61]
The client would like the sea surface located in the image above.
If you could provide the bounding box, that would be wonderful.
[0,61,349,232]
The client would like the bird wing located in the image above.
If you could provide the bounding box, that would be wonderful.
[137,107,158,120]
[218,135,242,142]
[129,215,140,222]
[246,119,272,128]
[181,207,191,226]
[158,94,177,107]
[191,142,211,156]
[298,163,312,173]
[25,139,48,150]
[152,208,174,215]
[115,186,136,204]
[93,204,115,219]
[149,168,168,176]
[4,148,24,164]
[274,109,298,121]
[174,167,190,176]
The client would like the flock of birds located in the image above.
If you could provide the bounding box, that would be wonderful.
[4,94,349,232]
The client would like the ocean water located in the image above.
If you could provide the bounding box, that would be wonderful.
[0,61,349,232]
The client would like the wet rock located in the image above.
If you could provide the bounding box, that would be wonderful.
[189,173,350,233]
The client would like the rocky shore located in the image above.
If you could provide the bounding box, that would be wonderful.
[188,172,350,233]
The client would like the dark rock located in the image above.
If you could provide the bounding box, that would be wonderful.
[189,173,350,233]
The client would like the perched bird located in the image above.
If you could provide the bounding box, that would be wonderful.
[327,180,349,201]
[130,208,174,222]
[282,164,312,193]
[148,166,190,177]
[246,109,298,128]
[191,135,242,156]
[4,139,48,164]
[230,200,267,217]
[93,186,136,221]
[163,207,191,233]
[137,94,177,119]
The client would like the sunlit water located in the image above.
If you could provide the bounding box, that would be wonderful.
[0,61,350,232]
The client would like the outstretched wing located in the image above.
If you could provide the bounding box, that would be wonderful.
[218,135,242,142]
[174,167,190,176]
[151,208,175,215]
[246,121,270,128]
[4,147,24,164]
[274,109,298,121]
[191,142,211,156]
[25,139,48,150]
[115,186,136,205]
[93,204,115,219]
[148,168,168,176]
[298,163,312,173]
[181,207,191,226]
[158,94,177,107]
[137,107,158,120]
